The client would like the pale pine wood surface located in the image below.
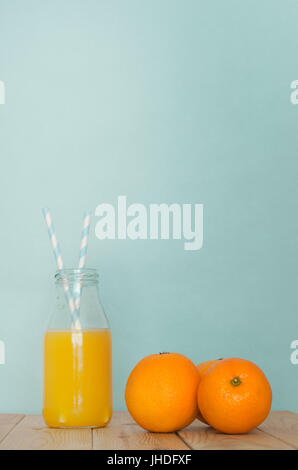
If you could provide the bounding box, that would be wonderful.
[93,411,189,450]
[0,411,297,450]
[0,414,24,443]
[178,420,294,450]
[258,411,298,449]
[0,415,92,450]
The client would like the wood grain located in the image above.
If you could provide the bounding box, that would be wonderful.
[0,414,24,443]
[178,419,295,450]
[258,410,298,449]
[0,415,92,450]
[0,411,297,450]
[93,411,190,450]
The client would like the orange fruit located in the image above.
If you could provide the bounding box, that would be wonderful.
[197,358,272,434]
[125,352,200,432]
[196,358,222,423]
[196,358,222,378]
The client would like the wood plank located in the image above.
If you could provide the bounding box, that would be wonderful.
[178,419,295,450]
[0,411,295,450]
[93,411,190,450]
[0,414,24,443]
[0,415,92,450]
[258,410,298,449]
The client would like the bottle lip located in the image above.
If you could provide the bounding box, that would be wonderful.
[54,268,99,284]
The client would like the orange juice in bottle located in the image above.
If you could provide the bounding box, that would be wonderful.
[43,269,112,428]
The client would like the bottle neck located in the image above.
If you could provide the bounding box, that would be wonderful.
[48,267,108,330]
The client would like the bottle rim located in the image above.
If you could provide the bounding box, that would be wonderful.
[54,268,99,284]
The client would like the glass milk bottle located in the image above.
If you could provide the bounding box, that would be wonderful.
[43,268,112,428]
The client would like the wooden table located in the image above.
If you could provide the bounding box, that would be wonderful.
[0,411,297,450]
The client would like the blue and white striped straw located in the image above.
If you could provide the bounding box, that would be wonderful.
[74,210,91,313]
[42,207,82,330]
[78,210,91,270]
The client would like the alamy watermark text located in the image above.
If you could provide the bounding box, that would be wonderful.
[0,81,5,104]
[95,196,203,251]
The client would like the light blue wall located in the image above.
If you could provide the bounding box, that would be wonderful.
[0,0,297,413]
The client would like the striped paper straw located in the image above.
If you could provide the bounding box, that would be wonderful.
[42,208,81,330]
[74,210,91,313]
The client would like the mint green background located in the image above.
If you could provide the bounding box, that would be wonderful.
[0,0,297,414]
